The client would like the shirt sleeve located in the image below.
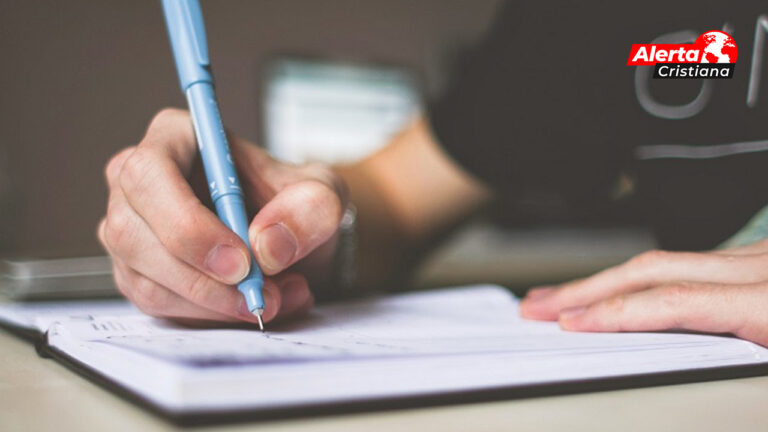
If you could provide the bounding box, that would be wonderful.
[427,2,632,216]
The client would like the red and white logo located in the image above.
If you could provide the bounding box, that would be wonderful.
[627,30,738,79]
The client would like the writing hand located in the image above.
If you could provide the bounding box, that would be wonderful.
[98,109,347,325]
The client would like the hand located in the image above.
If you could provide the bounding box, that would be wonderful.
[520,239,768,346]
[98,108,347,325]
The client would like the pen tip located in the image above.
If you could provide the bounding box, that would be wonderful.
[255,309,264,332]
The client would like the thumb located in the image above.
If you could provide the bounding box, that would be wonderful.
[249,179,345,275]
[228,137,347,275]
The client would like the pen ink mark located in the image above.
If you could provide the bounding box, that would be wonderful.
[261,334,340,352]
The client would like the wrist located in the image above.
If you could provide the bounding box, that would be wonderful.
[309,204,358,301]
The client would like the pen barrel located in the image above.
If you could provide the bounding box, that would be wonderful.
[186,82,265,310]
[186,83,240,201]
[215,194,265,309]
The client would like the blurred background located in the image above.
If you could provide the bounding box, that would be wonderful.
[0,0,653,297]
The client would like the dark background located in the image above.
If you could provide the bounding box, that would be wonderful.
[0,0,499,258]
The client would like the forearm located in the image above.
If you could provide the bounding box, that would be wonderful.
[334,117,491,289]
[334,162,414,289]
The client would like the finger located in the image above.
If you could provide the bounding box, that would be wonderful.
[106,211,306,325]
[273,272,314,318]
[520,249,768,320]
[97,217,109,253]
[558,283,768,345]
[111,258,246,323]
[228,137,283,207]
[712,238,768,256]
[137,108,197,172]
[101,187,279,323]
[228,137,347,275]
[100,146,136,254]
[249,179,345,275]
[231,137,348,208]
[117,110,252,285]
[104,146,137,185]
[102,177,269,322]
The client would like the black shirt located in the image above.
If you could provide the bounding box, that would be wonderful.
[429,1,768,250]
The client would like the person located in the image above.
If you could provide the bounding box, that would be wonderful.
[98,2,768,346]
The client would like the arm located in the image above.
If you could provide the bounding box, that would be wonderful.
[336,117,490,289]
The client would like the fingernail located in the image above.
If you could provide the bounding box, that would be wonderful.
[524,287,556,301]
[559,306,587,321]
[256,224,297,273]
[281,279,310,313]
[206,245,250,284]
[262,283,280,321]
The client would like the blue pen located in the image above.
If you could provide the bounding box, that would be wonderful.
[161,0,265,330]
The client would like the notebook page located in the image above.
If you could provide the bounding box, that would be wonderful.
[0,300,135,332]
[45,285,768,412]
[53,285,766,364]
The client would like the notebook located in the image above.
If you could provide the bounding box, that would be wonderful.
[2,285,768,425]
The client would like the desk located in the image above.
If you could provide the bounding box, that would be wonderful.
[414,224,656,290]
[2,331,767,431]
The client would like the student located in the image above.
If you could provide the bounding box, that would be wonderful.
[98,2,768,345]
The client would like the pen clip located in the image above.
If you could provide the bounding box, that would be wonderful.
[179,0,209,66]
[161,0,213,90]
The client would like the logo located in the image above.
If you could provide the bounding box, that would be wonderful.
[627,30,738,79]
